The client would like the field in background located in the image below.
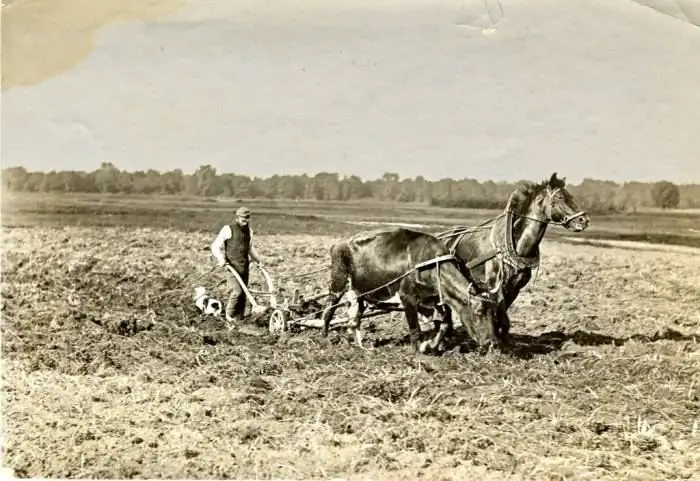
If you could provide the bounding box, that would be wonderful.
[3,192,700,248]
[2,192,700,479]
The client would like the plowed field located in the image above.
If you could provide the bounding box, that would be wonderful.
[2,225,700,480]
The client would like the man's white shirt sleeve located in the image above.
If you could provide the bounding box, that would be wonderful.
[211,225,232,266]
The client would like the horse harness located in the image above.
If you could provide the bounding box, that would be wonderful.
[346,254,458,309]
[441,186,587,273]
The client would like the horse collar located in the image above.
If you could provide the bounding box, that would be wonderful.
[493,209,541,271]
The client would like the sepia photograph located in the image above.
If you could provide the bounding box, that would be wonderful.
[2,0,699,479]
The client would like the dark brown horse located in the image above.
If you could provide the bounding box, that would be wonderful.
[319,227,503,354]
[436,173,590,342]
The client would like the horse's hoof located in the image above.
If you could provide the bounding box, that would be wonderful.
[419,340,431,354]
[496,333,512,346]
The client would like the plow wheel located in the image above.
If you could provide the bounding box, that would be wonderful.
[268,308,288,335]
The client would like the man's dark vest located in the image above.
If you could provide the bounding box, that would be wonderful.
[224,222,251,273]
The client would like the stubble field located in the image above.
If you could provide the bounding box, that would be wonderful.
[2,199,700,480]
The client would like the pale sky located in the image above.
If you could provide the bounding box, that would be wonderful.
[2,0,700,184]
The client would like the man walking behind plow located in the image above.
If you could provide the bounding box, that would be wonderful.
[210,206,266,325]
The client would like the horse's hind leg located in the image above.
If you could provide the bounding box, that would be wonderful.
[321,291,344,338]
[346,291,367,348]
[321,251,350,338]
[399,295,422,353]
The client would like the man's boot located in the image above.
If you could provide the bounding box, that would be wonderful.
[225,297,242,330]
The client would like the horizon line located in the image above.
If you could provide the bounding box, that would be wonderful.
[2,164,699,187]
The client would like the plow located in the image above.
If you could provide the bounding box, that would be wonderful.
[224,264,406,336]
[226,264,343,335]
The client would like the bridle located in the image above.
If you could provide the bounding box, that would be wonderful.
[439,184,588,277]
[489,185,587,272]
[510,186,587,227]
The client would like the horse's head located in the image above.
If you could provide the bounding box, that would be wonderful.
[515,173,589,232]
[463,279,504,345]
[544,173,590,232]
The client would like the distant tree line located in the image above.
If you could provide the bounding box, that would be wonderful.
[2,163,696,213]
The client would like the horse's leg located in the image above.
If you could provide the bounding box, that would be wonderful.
[414,305,434,341]
[321,244,353,338]
[321,291,343,338]
[346,292,366,348]
[437,307,454,352]
[503,270,530,311]
[420,308,453,355]
[496,269,531,342]
[432,307,441,334]
[399,295,422,353]
[486,261,510,343]
[427,305,452,350]
[320,273,349,338]
[495,303,511,342]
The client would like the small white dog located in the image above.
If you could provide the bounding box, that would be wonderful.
[194,286,223,317]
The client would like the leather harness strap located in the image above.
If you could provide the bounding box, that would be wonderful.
[465,249,500,270]
[413,254,458,306]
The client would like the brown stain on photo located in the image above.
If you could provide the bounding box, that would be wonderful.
[1,0,187,91]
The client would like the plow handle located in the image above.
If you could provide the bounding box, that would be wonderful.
[224,265,260,308]
[224,264,278,309]
[258,265,278,308]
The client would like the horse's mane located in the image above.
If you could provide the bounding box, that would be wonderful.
[507,174,566,214]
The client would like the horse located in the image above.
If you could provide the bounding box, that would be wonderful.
[435,172,590,342]
[319,227,503,354]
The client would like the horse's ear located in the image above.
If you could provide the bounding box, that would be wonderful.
[549,172,566,188]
